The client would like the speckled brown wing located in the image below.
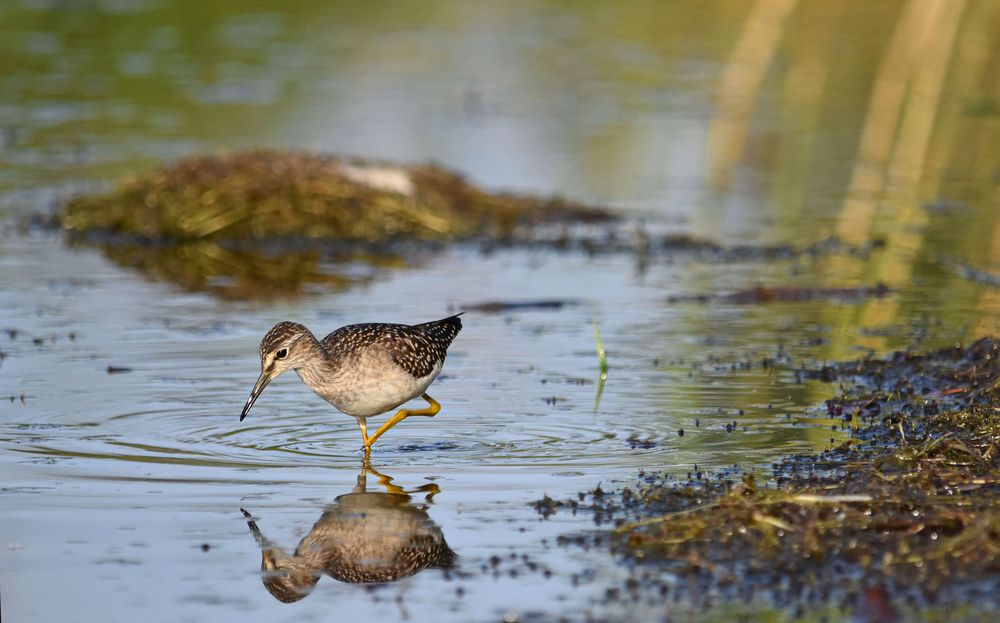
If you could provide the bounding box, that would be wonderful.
[320,323,388,359]
[320,314,463,380]
[381,314,463,378]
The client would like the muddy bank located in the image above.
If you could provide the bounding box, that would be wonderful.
[536,338,1000,619]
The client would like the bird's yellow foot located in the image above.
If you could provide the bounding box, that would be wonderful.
[363,393,442,449]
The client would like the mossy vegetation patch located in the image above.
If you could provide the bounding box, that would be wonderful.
[61,150,608,243]
[57,150,611,299]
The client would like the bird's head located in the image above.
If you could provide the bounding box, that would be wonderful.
[240,321,313,421]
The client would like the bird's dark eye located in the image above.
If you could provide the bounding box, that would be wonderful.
[275,348,288,360]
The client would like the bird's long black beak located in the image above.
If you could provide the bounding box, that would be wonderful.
[241,371,272,421]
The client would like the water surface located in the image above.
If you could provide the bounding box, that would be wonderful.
[1,1,998,621]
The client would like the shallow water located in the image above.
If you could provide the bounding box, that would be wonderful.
[1,2,999,621]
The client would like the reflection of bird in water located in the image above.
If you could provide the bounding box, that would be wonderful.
[240,314,463,454]
[241,461,455,603]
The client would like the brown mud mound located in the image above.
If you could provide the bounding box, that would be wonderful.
[62,150,607,242]
[58,150,610,298]
[538,338,1000,618]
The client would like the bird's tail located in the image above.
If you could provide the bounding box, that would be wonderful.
[419,313,463,345]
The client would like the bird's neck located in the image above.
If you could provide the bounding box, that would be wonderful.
[294,336,344,399]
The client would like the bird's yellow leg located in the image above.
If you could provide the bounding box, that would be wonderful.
[414,393,441,417]
[364,393,441,449]
[357,418,370,442]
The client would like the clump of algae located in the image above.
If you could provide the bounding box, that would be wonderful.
[59,150,610,298]
[61,150,606,242]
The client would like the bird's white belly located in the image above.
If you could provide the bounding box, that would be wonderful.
[301,356,442,418]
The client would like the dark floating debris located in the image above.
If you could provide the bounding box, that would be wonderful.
[948,261,1000,288]
[537,337,1000,615]
[106,365,133,374]
[627,434,657,450]
[668,282,891,304]
[479,231,884,265]
[461,300,578,313]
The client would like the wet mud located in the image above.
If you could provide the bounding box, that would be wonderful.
[537,338,1000,619]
